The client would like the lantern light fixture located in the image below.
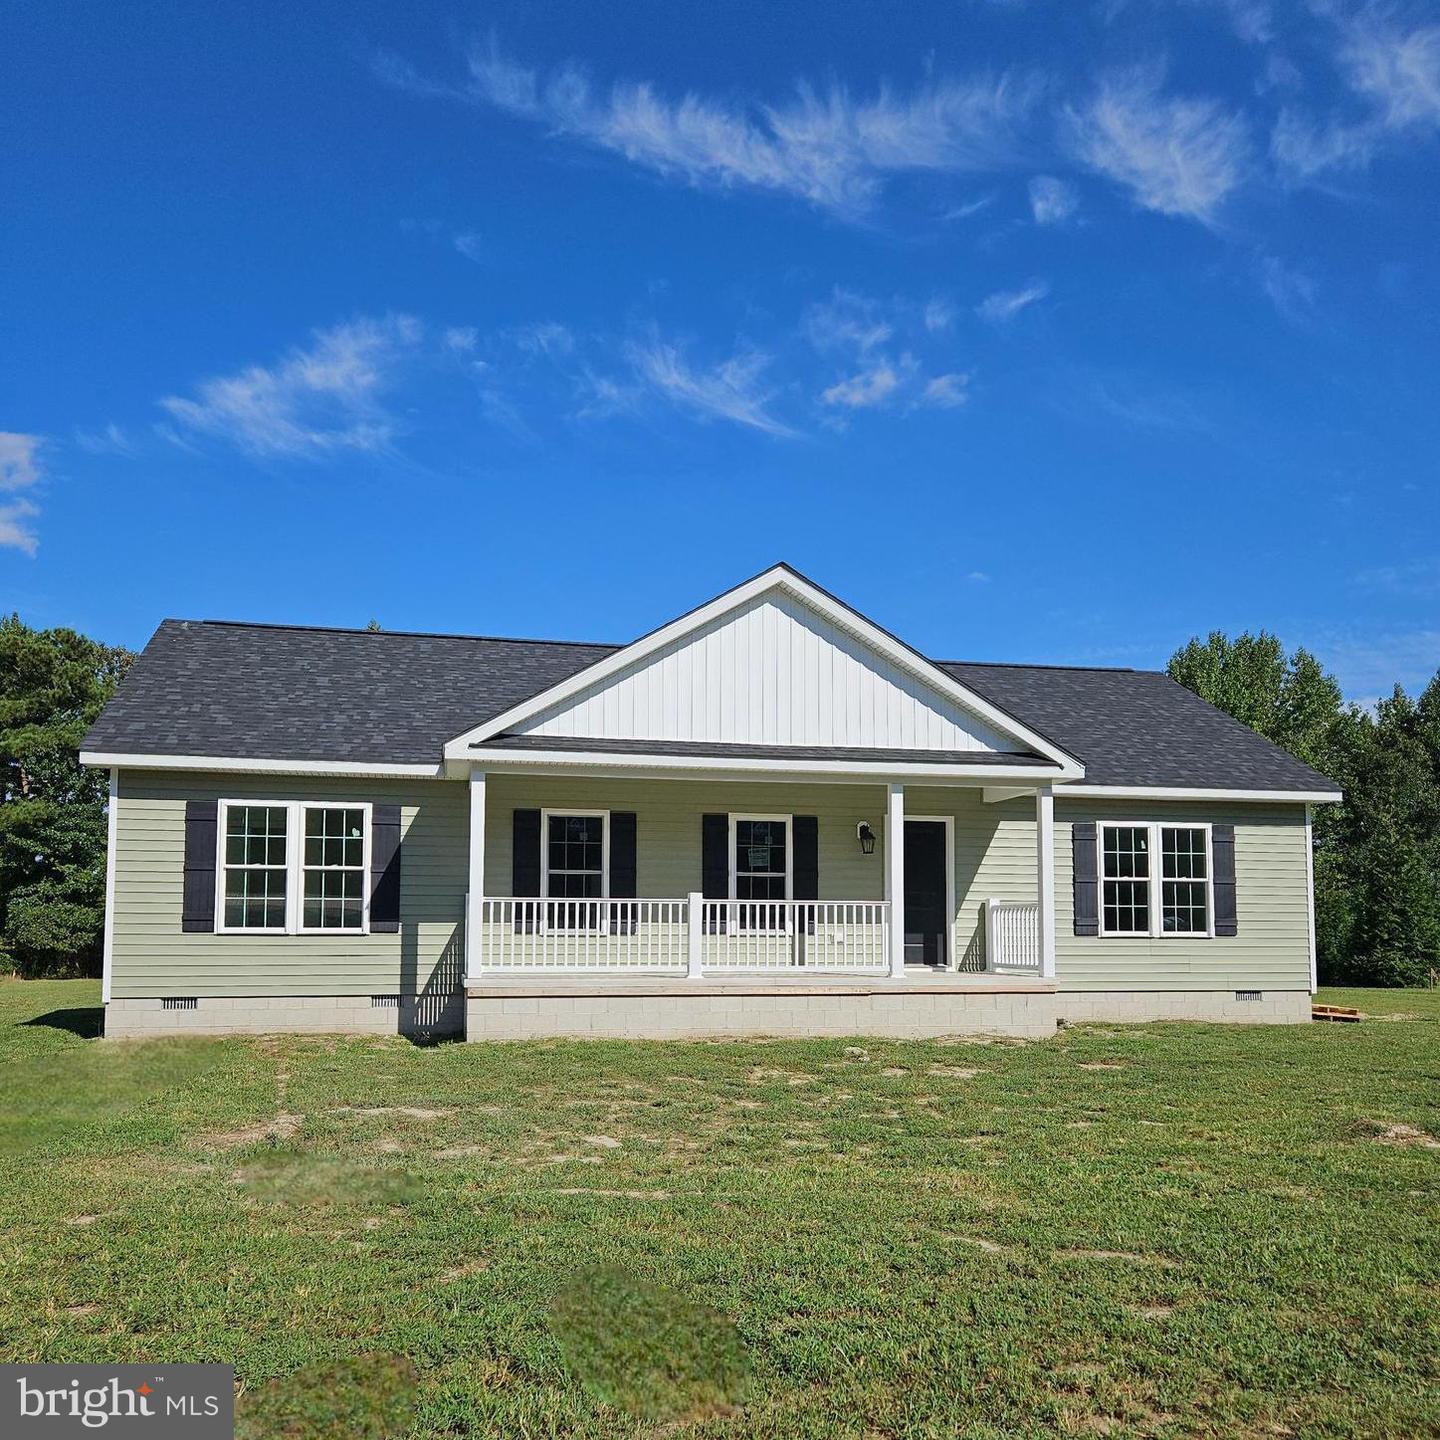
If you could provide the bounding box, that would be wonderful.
[856,821,876,856]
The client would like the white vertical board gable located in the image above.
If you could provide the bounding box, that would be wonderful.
[513,592,1023,752]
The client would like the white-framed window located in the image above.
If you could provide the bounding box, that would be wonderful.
[220,803,290,932]
[541,809,608,930]
[217,799,371,935]
[729,814,791,930]
[730,814,792,900]
[1099,821,1212,938]
[300,804,368,932]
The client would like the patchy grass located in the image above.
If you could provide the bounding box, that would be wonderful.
[2,979,1437,1439]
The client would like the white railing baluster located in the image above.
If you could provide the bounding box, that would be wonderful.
[476,896,895,976]
[985,898,1042,974]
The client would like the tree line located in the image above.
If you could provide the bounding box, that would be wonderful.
[1169,633,1439,987]
[1,615,1436,985]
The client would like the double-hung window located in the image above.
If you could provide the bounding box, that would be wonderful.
[218,800,371,934]
[1099,821,1211,937]
[302,806,367,930]
[222,804,290,931]
[542,811,607,929]
[731,815,791,929]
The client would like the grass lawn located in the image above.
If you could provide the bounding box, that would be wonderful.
[2,981,1437,1439]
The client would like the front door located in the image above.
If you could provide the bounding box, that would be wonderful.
[904,820,948,966]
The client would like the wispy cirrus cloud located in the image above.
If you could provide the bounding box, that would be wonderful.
[1256,254,1316,324]
[1067,68,1250,223]
[804,288,974,412]
[1274,18,1440,181]
[1342,19,1440,131]
[1028,174,1078,223]
[977,279,1049,323]
[158,315,424,458]
[0,432,43,556]
[623,335,798,436]
[377,42,1041,219]
[453,231,485,263]
[821,355,916,409]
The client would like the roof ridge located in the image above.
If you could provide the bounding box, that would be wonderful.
[175,619,621,649]
[941,658,1156,676]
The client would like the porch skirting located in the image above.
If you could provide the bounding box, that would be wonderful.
[464,975,1058,1041]
[1055,989,1310,1025]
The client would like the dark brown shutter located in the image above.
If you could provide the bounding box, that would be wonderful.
[512,809,541,933]
[182,799,218,933]
[369,804,402,932]
[609,812,637,935]
[1072,821,1099,937]
[1212,824,1237,936]
[793,817,819,900]
[793,816,819,937]
[702,813,728,932]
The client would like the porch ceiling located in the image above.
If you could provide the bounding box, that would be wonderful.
[477,734,1057,767]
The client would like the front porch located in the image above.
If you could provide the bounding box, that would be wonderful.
[460,769,1058,1036]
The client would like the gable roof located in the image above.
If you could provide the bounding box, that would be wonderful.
[443,564,1082,773]
[82,594,1339,795]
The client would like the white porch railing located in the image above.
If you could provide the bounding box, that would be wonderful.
[475,898,690,972]
[986,899,1042,974]
[471,897,890,975]
[699,901,890,973]
[471,896,1039,977]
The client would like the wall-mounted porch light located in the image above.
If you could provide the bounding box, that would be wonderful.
[856,821,876,856]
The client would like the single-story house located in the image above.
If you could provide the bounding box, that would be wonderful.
[81,564,1340,1041]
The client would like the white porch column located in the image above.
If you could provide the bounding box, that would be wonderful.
[1036,785,1056,979]
[465,769,487,981]
[886,782,906,978]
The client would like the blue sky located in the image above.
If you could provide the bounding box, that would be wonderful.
[4,0,1437,702]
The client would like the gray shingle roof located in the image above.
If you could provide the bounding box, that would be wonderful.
[83,620,613,766]
[83,618,1338,792]
[940,661,1336,791]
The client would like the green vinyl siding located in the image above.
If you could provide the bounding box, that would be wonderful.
[483,774,887,901]
[1055,799,1311,992]
[109,770,1312,1000]
[905,787,1038,968]
[110,770,466,999]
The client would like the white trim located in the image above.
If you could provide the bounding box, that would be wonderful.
[1304,803,1317,994]
[214,799,373,936]
[442,566,1086,775]
[728,813,793,901]
[1036,787,1056,979]
[80,751,443,780]
[1058,784,1341,804]
[905,813,955,969]
[886,783,906,978]
[466,771,486,982]
[102,768,118,1005]
[1096,820,1214,940]
[464,748,1064,784]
